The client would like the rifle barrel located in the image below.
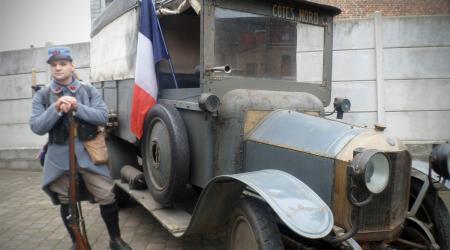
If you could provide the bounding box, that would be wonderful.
[68,112,90,250]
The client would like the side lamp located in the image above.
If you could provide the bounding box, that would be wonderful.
[334,98,351,119]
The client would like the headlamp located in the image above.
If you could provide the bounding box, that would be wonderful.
[429,143,450,179]
[351,149,391,194]
[198,93,220,113]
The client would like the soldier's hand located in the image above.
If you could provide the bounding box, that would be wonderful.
[55,98,67,112]
[55,96,77,113]
[61,96,78,110]
[60,103,71,113]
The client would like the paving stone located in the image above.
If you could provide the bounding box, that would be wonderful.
[38,239,60,247]
[164,247,183,250]
[130,239,150,250]
[0,170,224,250]
[146,243,166,250]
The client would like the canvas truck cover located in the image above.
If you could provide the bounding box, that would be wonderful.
[90,0,201,82]
[90,0,139,82]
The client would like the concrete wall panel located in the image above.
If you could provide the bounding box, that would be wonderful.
[0,74,34,100]
[384,79,450,111]
[0,68,90,101]
[332,49,376,81]
[76,67,91,82]
[0,99,32,124]
[0,43,89,76]
[384,47,450,80]
[70,43,90,68]
[386,111,450,141]
[383,16,450,48]
[333,19,375,50]
[0,47,47,75]
[329,81,377,112]
[0,124,46,149]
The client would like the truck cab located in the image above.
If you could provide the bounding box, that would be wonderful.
[90,0,450,249]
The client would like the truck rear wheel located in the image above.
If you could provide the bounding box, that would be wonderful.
[227,197,283,250]
[142,104,189,205]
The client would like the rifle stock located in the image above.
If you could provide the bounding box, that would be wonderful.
[68,112,90,250]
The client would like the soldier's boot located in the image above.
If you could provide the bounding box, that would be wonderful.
[60,204,77,249]
[100,202,132,250]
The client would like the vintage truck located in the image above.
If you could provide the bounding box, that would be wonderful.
[89,0,450,249]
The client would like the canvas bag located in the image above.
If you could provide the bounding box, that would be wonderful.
[83,127,108,165]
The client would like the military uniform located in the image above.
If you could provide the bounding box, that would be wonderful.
[29,47,131,250]
[30,78,115,204]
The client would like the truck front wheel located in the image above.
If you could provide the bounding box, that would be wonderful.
[227,197,283,250]
[398,178,450,249]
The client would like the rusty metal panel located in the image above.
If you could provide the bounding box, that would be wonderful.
[243,110,270,135]
[247,110,364,158]
[245,141,335,205]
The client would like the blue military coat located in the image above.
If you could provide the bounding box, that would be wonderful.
[30,78,110,203]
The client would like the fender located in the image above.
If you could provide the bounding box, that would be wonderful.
[411,159,450,190]
[184,169,334,239]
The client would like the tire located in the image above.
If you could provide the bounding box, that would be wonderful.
[142,104,190,205]
[227,197,284,250]
[400,178,450,249]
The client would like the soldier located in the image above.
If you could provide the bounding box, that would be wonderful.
[29,47,132,250]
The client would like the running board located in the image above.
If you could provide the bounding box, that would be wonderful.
[114,180,191,237]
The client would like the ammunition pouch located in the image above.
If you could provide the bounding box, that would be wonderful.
[48,116,98,144]
[49,117,68,144]
[76,118,98,141]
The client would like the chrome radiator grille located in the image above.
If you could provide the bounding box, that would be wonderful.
[353,151,411,232]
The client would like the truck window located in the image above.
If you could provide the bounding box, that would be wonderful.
[214,8,325,84]
[159,13,200,89]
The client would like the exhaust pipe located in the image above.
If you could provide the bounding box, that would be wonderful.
[206,65,231,74]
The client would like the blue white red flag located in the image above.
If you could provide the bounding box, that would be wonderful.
[130,0,169,139]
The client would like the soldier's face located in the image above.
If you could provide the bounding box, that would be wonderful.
[50,60,74,84]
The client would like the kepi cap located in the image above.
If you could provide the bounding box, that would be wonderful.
[47,47,73,64]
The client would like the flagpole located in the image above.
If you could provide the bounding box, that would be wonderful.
[152,2,179,89]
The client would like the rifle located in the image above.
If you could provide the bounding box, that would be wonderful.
[67,111,91,250]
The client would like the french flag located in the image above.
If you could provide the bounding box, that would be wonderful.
[130,0,169,139]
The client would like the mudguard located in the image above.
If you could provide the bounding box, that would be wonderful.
[185,169,334,239]
[411,160,450,190]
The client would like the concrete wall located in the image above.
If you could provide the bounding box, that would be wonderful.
[327,14,450,145]
[0,43,90,169]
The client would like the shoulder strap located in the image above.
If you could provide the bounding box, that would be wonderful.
[41,83,93,108]
[80,83,93,103]
[41,87,51,109]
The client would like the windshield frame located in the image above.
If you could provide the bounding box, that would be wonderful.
[201,0,335,106]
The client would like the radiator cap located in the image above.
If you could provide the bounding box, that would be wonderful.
[374,123,386,131]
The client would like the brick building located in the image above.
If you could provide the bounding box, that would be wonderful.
[316,0,450,19]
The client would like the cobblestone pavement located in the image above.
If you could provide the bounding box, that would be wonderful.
[1,170,450,250]
[0,170,224,250]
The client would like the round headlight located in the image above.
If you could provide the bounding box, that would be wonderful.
[365,153,390,193]
[429,143,450,179]
[351,149,391,194]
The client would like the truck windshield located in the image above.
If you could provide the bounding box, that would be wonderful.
[214,8,325,84]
